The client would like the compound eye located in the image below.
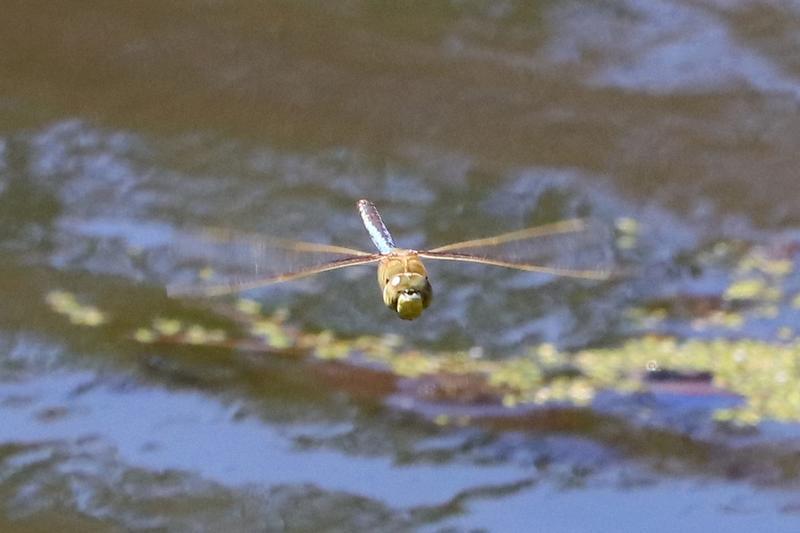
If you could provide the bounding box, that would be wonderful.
[391,275,401,287]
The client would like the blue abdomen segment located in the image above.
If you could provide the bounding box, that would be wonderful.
[358,199,396,254]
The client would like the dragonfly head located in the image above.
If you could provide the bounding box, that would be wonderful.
[382,272,433,320]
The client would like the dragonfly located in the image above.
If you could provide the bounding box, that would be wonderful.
[168,199,614,320]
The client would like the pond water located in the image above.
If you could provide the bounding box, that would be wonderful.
[2,1,800,531]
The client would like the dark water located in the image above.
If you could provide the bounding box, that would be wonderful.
[3,1,800,531]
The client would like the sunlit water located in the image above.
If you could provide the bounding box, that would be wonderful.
[2,1,800,531]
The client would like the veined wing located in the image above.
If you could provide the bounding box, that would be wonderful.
[358,199,396,254]
[419,218,614,280]
[167,227,380,297]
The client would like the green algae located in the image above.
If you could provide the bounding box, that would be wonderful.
[117,300,799,427]
[44,229,800,430]
[614,216,639,250]
[45,285,800,427]
[721,242,796,308]
[152,317,183,336]
[575,337,800,426]
[724,278,777,302]
[45,290,107,327]
[133,327,157,343]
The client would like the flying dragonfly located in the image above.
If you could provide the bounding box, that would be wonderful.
[168,199,614,320]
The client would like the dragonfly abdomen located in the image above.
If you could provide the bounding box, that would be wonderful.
[358,199,397,254]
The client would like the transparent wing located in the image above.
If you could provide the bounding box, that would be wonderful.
[167,227,381,297]
[419,219,614,280]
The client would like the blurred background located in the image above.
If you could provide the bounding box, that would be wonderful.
[2,1,800,531]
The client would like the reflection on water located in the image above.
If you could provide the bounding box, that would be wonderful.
[545,0,800,96]
[0,369,527,508]
[443,479,800,533]
[3,0,800,530]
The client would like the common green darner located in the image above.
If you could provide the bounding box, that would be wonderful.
[168,199,613,320]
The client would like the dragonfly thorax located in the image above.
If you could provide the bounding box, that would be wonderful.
[378,251,433,320]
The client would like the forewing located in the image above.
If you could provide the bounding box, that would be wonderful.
[420,219,614,280]
[167,227,380,297]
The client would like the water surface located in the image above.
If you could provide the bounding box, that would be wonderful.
[2,1,800,531]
